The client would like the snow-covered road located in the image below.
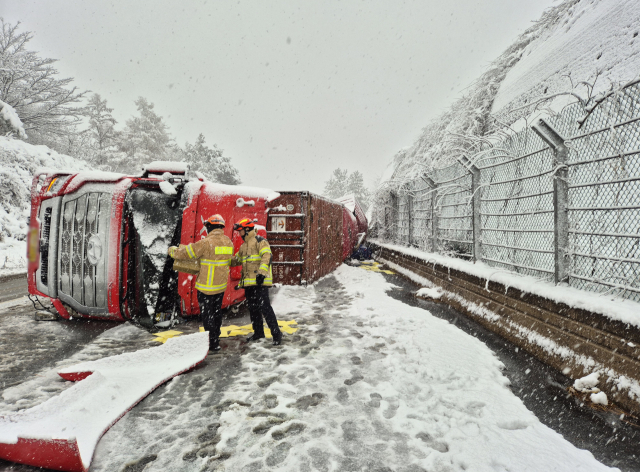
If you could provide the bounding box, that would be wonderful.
[0,265,620,471]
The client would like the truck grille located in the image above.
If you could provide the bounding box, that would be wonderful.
[59,193,109,308]
[39,207,52,286]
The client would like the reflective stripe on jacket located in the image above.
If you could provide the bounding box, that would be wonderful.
[231,229,273,287]
[171,228,234,295]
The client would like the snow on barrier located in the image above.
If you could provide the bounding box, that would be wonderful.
[0,331,209,472]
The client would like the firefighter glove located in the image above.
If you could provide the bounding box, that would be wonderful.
[256,274,265,286]
[168,246,177,257]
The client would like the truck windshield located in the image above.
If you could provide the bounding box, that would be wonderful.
[125,187,182,321]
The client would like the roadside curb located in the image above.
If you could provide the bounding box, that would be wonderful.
[0,272,27,284]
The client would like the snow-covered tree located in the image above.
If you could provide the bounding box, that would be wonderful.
[184,133,241,185]
[346,171,371,210]
[0,99,26,138]
[0,19,86,141]
[87,94,118,152]
[115,97,173,172]
[70,93,121,168]
[324,168,349,199]
[324,168,370,210]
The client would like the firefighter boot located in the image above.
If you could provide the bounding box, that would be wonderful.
[209,338,221,351]
[246,333,265,342]
[272,332,282,346]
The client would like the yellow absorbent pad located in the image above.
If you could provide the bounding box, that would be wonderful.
[151,330,184,344]
[198,319,298,339]
[359,261,394,274]
[154,321,298,342]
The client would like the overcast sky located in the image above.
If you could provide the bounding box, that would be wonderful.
[1,0,556,193]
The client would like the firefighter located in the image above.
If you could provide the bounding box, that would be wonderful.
[231,218,283,346]
[168,214,233,352]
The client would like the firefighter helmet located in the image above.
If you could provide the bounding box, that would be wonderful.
[233,218,255,231]
[206,214,225,227]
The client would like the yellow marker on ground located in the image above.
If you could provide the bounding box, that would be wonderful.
[198,319,299,338]
[359,261,394,275]
[151,330,184,343]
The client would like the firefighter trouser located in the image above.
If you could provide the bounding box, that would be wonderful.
[244,286,281,339]
[197,291,225,343]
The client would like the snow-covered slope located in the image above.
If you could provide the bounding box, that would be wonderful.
[493,0,640,123]
[385,0,640,186]
[0,137,88,275]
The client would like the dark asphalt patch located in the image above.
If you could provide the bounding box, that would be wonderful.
[0,301,121,390]
[0,273,27,304]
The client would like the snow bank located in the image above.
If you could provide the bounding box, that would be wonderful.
[0,137,88,276]
[0,331,209,471]
[374,240,640,328]
[591,392,609,406]
[416,286,442,299]
[574,372,600,392]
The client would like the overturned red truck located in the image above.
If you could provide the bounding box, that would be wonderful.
[27,162,367,327]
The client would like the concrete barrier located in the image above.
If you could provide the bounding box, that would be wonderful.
[371,243,640,415]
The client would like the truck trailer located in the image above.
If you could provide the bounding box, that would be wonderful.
[27,162,367,327]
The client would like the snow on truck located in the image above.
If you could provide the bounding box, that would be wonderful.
[27,162,367,327]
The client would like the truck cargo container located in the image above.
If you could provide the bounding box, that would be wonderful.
[27,164,367,327]
[266,192,368,285]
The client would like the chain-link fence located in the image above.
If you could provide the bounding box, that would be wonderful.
[375,80,640,302]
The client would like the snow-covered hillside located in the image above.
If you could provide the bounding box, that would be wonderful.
[0,137,88,275]
[385,0,640,185]
[493,0,640,123]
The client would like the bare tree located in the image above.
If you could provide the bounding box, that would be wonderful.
[0,18,86,140]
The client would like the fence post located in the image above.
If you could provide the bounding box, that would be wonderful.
[422,175,438,252]
[532,118,569,284]
[407,189,414,246]
[460,155,482,263]
[390,191,399,244]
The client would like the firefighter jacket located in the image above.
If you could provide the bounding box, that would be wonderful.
[170,229,234,295]
[230,229,273,287]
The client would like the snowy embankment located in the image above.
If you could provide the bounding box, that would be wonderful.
[492,0,640,121]
[63,265,614,471]
[0,137,87,276]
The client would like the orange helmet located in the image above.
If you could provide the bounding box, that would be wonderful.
[205,214,225,227]
[233,218,255,231]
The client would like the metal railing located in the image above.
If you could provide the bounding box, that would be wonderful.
[375,80,640,302]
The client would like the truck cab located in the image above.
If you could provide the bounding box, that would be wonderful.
[28,162,276,327]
